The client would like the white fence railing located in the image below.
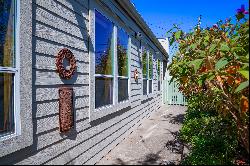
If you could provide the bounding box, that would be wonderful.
[163,79,188,106]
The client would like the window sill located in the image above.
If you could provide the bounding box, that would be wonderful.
[90,100,131,121]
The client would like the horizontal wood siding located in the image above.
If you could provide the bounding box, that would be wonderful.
[0,0,164,165]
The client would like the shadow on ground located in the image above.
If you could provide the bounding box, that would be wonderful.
[110,117,188,165]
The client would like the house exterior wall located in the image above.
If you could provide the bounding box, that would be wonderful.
[0,0,167,165]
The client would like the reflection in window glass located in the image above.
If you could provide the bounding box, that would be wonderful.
[118,78,128,102]
[149,52,153,80]
[0,73,14,135]
[157,59,161,91]
[0,0,15,67]
[95,10,114,75]
[142,47,147,79]
[117,28,128,77]
[143,79,147,95]
[149,80,152,94]
[95,77,113,108]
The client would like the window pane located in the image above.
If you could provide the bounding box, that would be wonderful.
[157,59,160,80]
[95,10,113,75]
[149,52,153,79]
[158,81,160,91]
[117,28,128,77]
[0,73,14,135]
[143,79,147,95]
[95,77,113,108]
[118,78,128,102]
[142,47,147,79]
[149,80,152,94]
[0,0,15,67]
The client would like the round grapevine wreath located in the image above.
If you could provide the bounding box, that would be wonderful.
[56,48,77,80]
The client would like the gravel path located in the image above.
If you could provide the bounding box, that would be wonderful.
[96,105,188,165]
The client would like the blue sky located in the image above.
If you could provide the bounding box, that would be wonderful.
[131,0,249,38]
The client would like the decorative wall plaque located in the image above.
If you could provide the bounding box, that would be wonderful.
[56,48,77,80]
[134,69,139,82]
[59,87,74,132]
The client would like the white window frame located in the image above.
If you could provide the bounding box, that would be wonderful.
[0,0,21,141]
[89,3,131,121]
[0,0,34,158]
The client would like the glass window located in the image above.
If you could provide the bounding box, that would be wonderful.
[95,10,114,108]
[117,28,129,102]
[0,0,16,137]
[142,47,147,79]
[95,10,114,75]
[0,0,15,67]
[95,77,113,108]
[118,78,128,102]
[148,51,153,93]
[0,73,14,135]
[157,59,161,91]
[142,46,148,95]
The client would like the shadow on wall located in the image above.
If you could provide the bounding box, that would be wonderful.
[0,0,92,164]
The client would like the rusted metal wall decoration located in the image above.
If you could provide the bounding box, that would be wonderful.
[134,69,139,82]
[56,48,77,80]
[59,87,74,132]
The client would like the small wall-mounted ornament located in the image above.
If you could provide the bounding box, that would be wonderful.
[56,48,77,80]
[134,69,139,82]
[59,87,74,133]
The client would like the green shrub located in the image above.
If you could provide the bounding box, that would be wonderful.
[180,98,238,165]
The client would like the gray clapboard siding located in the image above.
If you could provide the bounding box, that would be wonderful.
[35,6,88,39]
[36,86,89,102]
[0,0,167,164]
[56,0,88,20]
[35,0,88,27]
[84,119,141,165]
[20,101,147,165]
[35,100,89,119]
[35,71,89,85]
[35,23,88,51]
[46,101,153,165]
[35,39,89,62]
[36,97,89,134]
[35,55,89,74]
[130,64,141,71]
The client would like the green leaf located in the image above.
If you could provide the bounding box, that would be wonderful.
[232,47,242,52]
[204,35,209,41]
[190,44,197,50]
[215,58,228,70]
[209,44,216,53]
[170,37,175,46]
[175,31,182,40]
[238,70,249,80]
[189,59,203,72]
[235,80,249,93]
[220,44,230,52]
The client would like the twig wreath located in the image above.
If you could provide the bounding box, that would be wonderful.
[56,48,77,80]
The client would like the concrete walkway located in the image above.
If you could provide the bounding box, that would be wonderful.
[96,105,188,165]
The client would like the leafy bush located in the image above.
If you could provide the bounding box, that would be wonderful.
[180,97,238,165]
[167,5,249,156]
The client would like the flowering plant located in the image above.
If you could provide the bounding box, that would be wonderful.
[168,5,249,154]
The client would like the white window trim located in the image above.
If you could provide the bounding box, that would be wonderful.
[0,0,33,158]
[0,0,21,142]
[89,3,131,121]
